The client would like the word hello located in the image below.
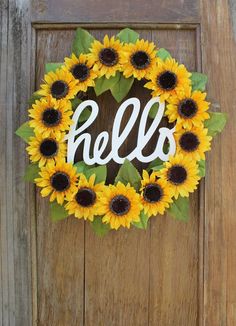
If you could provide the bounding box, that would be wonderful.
[66,97,176,165]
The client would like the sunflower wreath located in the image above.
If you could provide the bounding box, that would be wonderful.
[16,28,227,236]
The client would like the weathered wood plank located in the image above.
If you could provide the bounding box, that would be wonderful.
[0,0,34,325]
[31,0,200,24]
[201,0,236,325]
[35,29,85,326]
[34,26,201,326]
[148,29,199,326]
[2,0,235,324]
[82,29,150,326]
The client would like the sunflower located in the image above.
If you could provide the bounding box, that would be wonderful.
[159,154,200,199]
[89,35,122,78]
[63,53,97,92]
[145,58,191,102]
[65,174,105,221]
[140,170,173,217]
[26,133,66,168]
[166,88,210,129]
[29,96,73,138]
[97,182,142,230]
[35,160,78,204]
[38,68,80,100]
[175,127,212,161]
[121,39,157,80]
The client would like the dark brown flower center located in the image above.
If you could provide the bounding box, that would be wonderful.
[51,172,70,192]
[157,70,177,90]
[143,183,163,203]
[39,139,58,157]
[110,195,130,216]
[178,99,198,118]
[51,80,69,99]
[168,165,187,185]
[71,64,90,82]
[99,48,118,66]
[42,108,61,127]
[179,132,200,152]
[131,51,150,69]
[75,188,96,207]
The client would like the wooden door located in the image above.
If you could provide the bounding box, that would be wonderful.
[1,0,236,325]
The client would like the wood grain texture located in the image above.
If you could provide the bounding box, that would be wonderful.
[1,0,236,324]
[0,0,34,325]
[82,28,150,326]
[149,30,199,326]
[34,27,200,326]
[31,0,199,24]
[35,30,85,326]
[200,0,236,325]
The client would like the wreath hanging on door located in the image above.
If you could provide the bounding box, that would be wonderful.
[16,28,226,235]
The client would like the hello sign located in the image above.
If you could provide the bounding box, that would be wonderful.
[66,96,176,165]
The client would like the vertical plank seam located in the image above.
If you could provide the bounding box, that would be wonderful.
[1,0,9,322]
[6,1,15,324]
[0,1,11,323]
[83,221,86,326]
[147,30,153,326]
[198,10,208,325]
[196,23,205,326]
[31,26,39,326]
[147,222,151,326]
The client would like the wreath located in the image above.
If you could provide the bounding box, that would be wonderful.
[16,28,226,235]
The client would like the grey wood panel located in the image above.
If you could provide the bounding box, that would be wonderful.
[31,0,200,24]
[0,0,34,325]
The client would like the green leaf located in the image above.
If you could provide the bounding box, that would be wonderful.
[84,165,107,184]
[15,122,34,143]
[72,28,95,56]
[71,97,91,122]
[71,97,82,110]
[74,161,88,173]
[133,210,149,229]
[49,202,69,222]
[79,108,91,122]
[74,161,94,173]
[111,74,134,103]
[148,159,164,172]
[148,102,160,119]
[91,216,110,237]
[23,163,40,182]
[116,28,139,43]
[74,162,106,183]
[157,48,172,60]
[45,62,63,73]
[198,160,206,177]
[190,72,208,91]
[147,152,169,172]
[28,92,42,106]
[152,164,164,172]
[115,159,141,191]
[95,73,120,96]
[167,196,190,222]
[204,112,227,136]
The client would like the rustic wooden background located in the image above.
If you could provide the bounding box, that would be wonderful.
[0,0,236,325]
